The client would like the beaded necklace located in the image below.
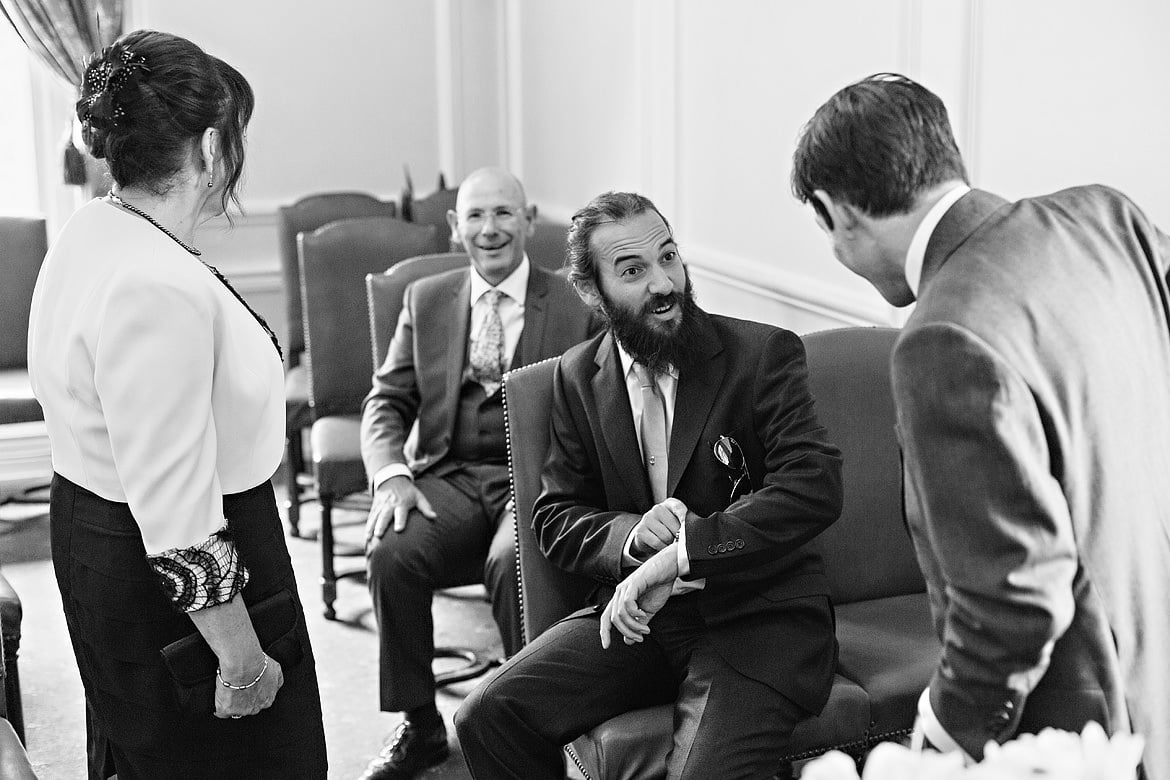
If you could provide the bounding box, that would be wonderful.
[107,193,283,359]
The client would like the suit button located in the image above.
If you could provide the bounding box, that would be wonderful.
[707,545,717,555]
[735,539,745,549]
[716,543,726,553]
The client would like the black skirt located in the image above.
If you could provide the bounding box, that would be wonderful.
[50,473,328,780]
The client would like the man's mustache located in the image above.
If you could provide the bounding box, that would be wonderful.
[643,292,679,315]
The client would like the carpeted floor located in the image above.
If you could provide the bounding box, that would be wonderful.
[0,480,528,780]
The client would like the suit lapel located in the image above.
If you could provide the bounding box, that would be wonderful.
[443,271,472,411]
[921,189,1010,289]
[667,315,724,496]
[591,333,651,504]
[516,267,549,367]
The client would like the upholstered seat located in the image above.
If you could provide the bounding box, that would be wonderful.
[834,594,937,739]
[0,372,40,427]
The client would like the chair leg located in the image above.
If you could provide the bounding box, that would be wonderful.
[3,634,22,745]
[285,433,304,537]
[319,493,337,620]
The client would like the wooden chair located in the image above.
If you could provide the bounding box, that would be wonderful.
[501,327,938,779]
[400,173,457,254]
[276,193,397,536]
[298,216,436,619]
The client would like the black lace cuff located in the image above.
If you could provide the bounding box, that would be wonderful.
[147,525,251,612]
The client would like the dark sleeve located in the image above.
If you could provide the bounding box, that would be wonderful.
[685,328,844,578]
[532,358,639,586]
[359,282,421,487]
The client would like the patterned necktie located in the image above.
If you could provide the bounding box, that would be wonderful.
[470,289,506,395]
[633,362,668,502]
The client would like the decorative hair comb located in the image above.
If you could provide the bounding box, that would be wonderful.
[79,46,149,129]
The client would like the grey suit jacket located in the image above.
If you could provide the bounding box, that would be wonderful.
[360,264,600,484]
[893,186,1170,774]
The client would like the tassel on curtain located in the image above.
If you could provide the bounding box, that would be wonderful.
[0,0,124,189]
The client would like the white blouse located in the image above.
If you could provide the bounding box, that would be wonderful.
[27,199,285,555]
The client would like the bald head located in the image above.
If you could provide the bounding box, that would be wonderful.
[448,167,538,286]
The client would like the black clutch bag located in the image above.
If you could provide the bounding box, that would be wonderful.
[159,589,304,714]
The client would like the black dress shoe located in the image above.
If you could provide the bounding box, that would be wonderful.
[357,719,450,780]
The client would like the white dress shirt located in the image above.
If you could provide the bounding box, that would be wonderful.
[27,199,285,555]
[904,183,971,296]
[372,256,531,490]
[615,343,705,593]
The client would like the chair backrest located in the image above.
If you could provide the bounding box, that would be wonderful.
[0,217,48,370]
[527,218,569,272]
[365,253,470,371]
[403,187,458,254]
[802,326,925,604]
[298,217,436,419]
[277,192,397,364]
[503,358,596,643]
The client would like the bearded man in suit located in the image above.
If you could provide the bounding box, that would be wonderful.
[792,73,1170,777]
[357,167,599,780]
[455,191,844,779]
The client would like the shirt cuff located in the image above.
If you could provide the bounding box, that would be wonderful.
[621,527,642,567]
[675,521,690,577]
[373,463,413,492]
[146,525,250,613]
[912,688,974,762]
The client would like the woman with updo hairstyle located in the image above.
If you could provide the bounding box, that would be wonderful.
[27,30,327,778]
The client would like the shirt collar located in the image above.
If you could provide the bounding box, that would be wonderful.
[905,183,970,296]
[469,255,530,306]
[615,339,680,383]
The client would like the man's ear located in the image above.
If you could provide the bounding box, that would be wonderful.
[523,204,538,237]
[573,277,602,310]
[812,190,863,234]
[446,209,462,248]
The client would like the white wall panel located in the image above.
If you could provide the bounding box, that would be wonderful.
[135,0,441,213]
[975,0,1170,225]
[511,1,644,217]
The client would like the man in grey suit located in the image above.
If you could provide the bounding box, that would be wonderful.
[791,73,1170,777]
[357,167,599,780]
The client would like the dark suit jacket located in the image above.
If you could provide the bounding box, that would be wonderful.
[360,264,599,483]
[534,312,844,712]
[894,186,1170,774]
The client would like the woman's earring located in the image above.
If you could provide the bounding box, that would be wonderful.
[207,173,214,189]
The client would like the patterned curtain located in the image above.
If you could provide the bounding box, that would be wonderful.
[0,0,123,88]
[1,0,123,188]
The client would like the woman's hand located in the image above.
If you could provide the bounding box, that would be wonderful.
[214,653,285,719]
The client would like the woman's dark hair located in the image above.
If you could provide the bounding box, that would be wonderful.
[76,29,254,213]
[791,73,968,217]
[566,191,674,291]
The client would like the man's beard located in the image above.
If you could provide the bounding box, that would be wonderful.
[600,277,704,375]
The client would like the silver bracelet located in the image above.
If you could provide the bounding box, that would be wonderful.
[217,655,269,690]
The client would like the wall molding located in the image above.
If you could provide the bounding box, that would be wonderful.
[685,244,896,328]
[502,0,524,176]
[636,0,678,217]
[434,0,461,180]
